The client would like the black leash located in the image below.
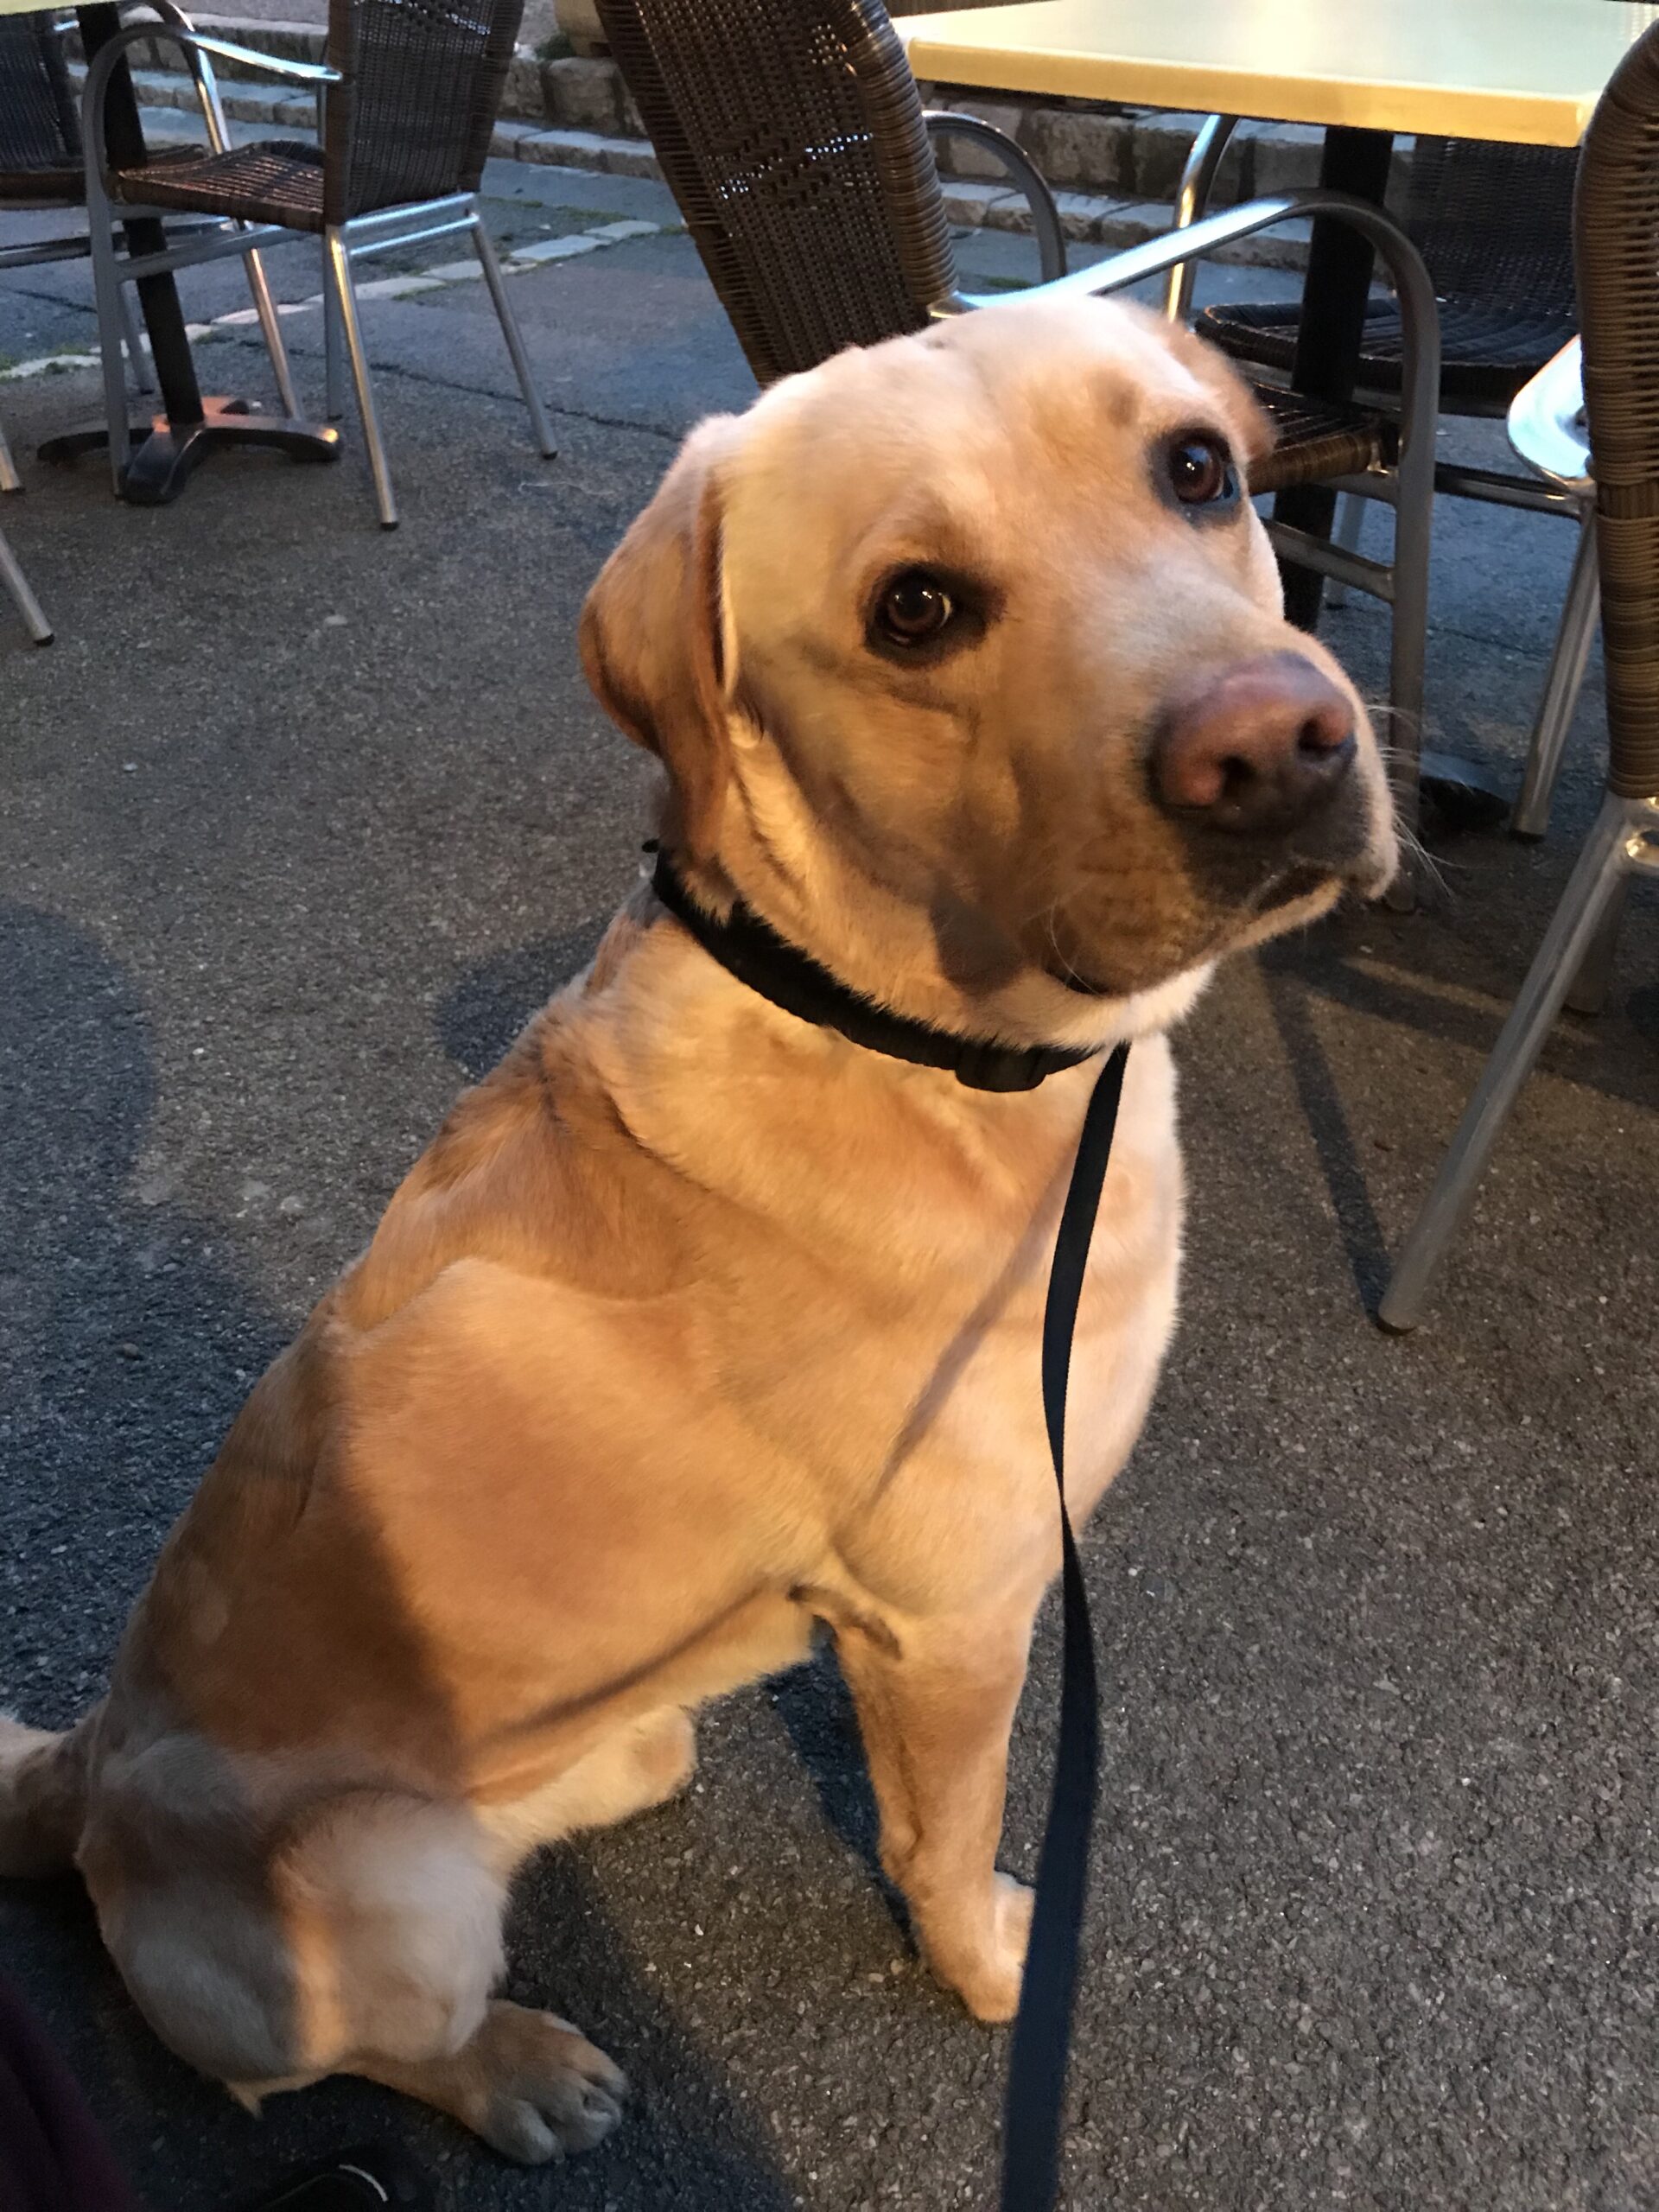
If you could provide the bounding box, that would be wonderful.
[1001,1038,1129,2212]
[646,849,1128,2208]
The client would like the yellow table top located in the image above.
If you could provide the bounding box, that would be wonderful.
[898,0,1659,147]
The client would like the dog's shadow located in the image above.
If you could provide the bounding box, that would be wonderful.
[2,902,794,2212]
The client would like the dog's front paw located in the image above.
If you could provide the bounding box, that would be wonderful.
[462,2002,628,2164]
[929,1873,1033,2024]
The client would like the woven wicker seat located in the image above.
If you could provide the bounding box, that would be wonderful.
[1201,137,1578,420]
[1208,299,1577,412]
[1248,385,1394,493]
[111,141,327,229]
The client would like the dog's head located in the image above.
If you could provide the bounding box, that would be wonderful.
[581,296,1395,1040]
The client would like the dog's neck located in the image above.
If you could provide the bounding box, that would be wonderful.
[664,788,1210,1076]
[650,849,1100,1093]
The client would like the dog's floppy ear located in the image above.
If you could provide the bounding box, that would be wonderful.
[580,415,741,863]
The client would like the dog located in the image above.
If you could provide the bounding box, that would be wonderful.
[0,296,1395,2164]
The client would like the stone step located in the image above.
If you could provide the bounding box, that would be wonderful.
[124,80,1311,270]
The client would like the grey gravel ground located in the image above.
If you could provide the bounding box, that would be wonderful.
[2,155,1656,2212]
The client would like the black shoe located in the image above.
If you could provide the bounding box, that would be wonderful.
[232,2143,435,2211]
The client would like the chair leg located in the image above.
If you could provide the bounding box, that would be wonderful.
[239,242,302,419]
[1382,473,1432,914]
[118,285,155,397]
[0,521,53,644]
[1512,509,1599,842]
[471,212,557,459]
[1377,790,1636,1331]
[0,415,20,494]
[1325,492,1366,608]
[323,260,346,423]
[1563,871,1628,1016]
[89,226,135,496]
[325,226,397,527]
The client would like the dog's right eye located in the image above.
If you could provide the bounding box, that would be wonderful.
[871,569,957,650]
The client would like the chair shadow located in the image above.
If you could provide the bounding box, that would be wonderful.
[1256,936,1394,1313]
[2,902,793,2212]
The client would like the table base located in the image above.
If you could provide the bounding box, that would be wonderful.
[41,397,341,504]
[1420,749,1513,833]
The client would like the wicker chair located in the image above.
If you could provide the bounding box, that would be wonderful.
[1378,24,1659,1329]
[79,0,555,527]
[1170,124,1588,838]
[0,2,298,489]
[594,0,1439,890]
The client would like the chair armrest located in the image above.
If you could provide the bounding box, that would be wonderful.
[82,20,340,182]
[84,19,339,103]
[1508,338,1590,494]
[923,111,1065,284]
[949,187,1442,512]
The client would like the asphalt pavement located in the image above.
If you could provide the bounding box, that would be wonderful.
[2,155,1656,2212]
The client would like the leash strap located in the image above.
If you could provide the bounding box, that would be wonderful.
[1000,1039,1131,2212]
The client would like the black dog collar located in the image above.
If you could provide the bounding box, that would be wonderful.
[650,850,1100,1094]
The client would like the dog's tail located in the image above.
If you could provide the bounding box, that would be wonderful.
[0,1711,92,1877]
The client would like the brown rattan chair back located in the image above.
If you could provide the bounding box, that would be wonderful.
[322,0,524,224]
[1575,20,1659,800]
[0,11,80,190]
[1407,136,1577,319]
[594,0,957,384]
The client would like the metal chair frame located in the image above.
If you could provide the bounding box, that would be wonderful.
[0,516,52,640]
[79,19,555,527]
[1168,114,1592,841]
[1379,26,1659,1328]
[0,0,297,467]
[921,109,1066,285]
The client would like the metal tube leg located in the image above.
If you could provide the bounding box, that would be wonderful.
[325,226,397,527]
[118,284,155,397]
[239,243,302,418]
[1325,491,1366,607]
[1563,872,1627,1016]
[0,522,52,644]
[1382,484,1431,913]
[1512,510,1599,841]
[0,416,20,494]
[323,253,346,423]
[327,227,400,526]
[472,214,557,459]
[1378,791,1634,1331]
[89,226,135,496]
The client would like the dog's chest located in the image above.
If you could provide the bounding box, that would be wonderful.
[777,1065,1185,1619]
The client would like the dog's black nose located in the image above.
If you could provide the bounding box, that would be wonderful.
[1151,652,1356,836]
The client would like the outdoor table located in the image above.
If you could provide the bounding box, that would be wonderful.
[899,0,1659,622]
[0,0,338,500]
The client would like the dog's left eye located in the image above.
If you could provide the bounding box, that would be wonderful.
[1162,431,1237,512]
[872,569,957,649]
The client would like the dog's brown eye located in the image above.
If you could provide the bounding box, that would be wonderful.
[1166,433,1235,507]
[874,569,955,647]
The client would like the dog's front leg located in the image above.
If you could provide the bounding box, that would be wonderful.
[838,1603,1038,2022]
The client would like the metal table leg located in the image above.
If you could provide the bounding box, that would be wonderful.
[1273,127,1395,631]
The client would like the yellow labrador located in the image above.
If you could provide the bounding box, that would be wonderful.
[0,297,1395,2163]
